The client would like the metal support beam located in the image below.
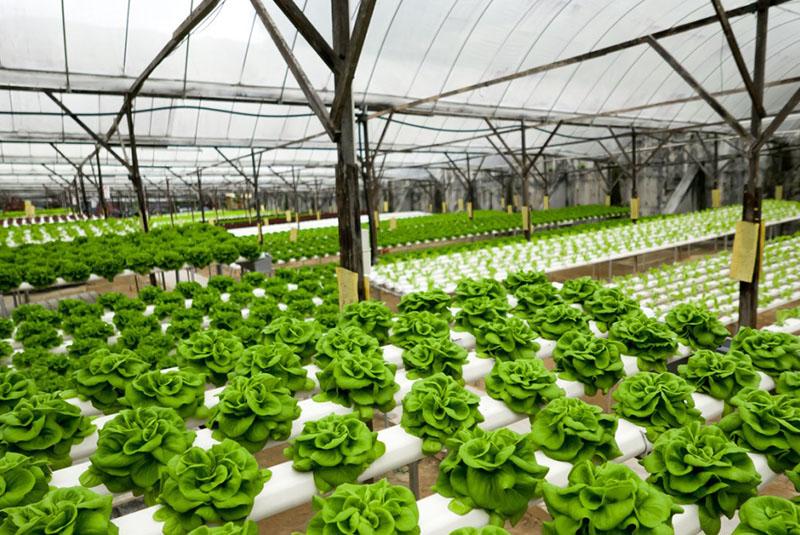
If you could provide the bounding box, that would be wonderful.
[272,0,336,70]
[197,170,206,223]
[753,85,800,151]
[125,106,149,232]
[95,152,108,218]
[359,114,379,265]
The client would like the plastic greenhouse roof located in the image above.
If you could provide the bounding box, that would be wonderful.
[0,0,799,190]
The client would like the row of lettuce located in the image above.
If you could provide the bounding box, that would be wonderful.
[1,263,800,532]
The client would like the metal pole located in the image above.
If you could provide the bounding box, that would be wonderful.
[359,114,379,265]
[95,152,108,218]
[197,170,206,223]
[125,105,150,232]
[520,119,530,240]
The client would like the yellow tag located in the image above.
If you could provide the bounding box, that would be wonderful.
[316,211,321,220]
[543,195,550,210]
[263,217,269,227]
[389,217,397,231]
[775,185,783,201]
[507,205,513,215]
[289,228,298,242]
[604,194,611,207]
[373,210,379,225]
[363,275,371,300]
[457,198,464,211]
[730,221,761,283]
[466,202,473,219]
[383,201,389,212]
[711,188,721,208]
[441,201,447,213]
[630,197,640,220]
[285,210,292,222]
[513,194,520,208]
[521,205,529,231]
[336,267,359,310]
[296,213,300,224]
[758,221,766,275]
[23,200,35,218]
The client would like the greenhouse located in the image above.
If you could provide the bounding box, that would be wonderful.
[1,0,800,534]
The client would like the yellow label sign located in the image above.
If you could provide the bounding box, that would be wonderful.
[373,210,379,225]
[441,201,447,213]
[630,197,640,220]
[457,198,464,211]
[604,194,611,207]
[289,228,298,242]
[383,201,389,212]
[730,220,761,283]
[507,205,513,214]
[711,188,721,208]
[336,267,359,310]
[775,185,784,201]
[389,217,397,231]
[363,275,371,301]
[513,194,520,208]
[316,211,321,220]
[543,195,550,210]
[466,202,473,219]
[285,210,292,222]
[23,201,35,218]
[521,205,529,231]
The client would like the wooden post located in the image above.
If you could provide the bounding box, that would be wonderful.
[251,149,263,244]
[739,0,768,329]
[520,120,531,240]
[631,127,638,222]
[358,114,379,264]
[165,177,175,227]
[125,105,149,232]
[197,170,206,223]
[78,170,89,216]
[95,152,108,218]
[332,0,365,299]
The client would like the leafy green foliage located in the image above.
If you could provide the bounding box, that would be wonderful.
[391,311,450,349]
[0,392,94,469]
[531,397,622,463]
[209,373,299,453]
[542,461,681,535]
[0,369,36,414]
[776,370,800,396]
[717,388,800,472]
[665,303,729,350]
[315,350,399,420]
[123,369,207,420]
[485,358,563,417]
[559,276,602,304]
[305,480,419,535]
[434,427,549,525]
[528,303,590,341]
[81,407,196,503]
[0,318,13,339]
[177,329,244,386]
[553,331,625,395]
[474,316,539,362]
[454,278,505,305]
[609,316,678,372]
[209,301,244,331]
[401,373,483,455]
[74,348,150,413]
[154,439,271,535]
[14,320,62,349]
[233,343,314,392]
[398,289,452,321]
[260,316,321,362]
[731,327,800,376]
[678,349,760,401]
[503,270,548,294]
[0,452,51,509]
[643,422,760,535]
[613,372,702,442]
[314,324,380,369]
[402,336,468,381]
[454,296,510,333]
[732,496,800,535]
[284,413,385,492]
[582,287,640,332]
[0,486,118,535]
[341,300,394,343]
[513,282,562,318]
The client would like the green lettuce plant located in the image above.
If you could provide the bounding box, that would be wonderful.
[284,413,385,491]
[177,329,244,386]
[433,427,549,525]
[485,358,564,417]
[542,460,681,535]
[454,278,505,304]
[582,287,640,332]
[528,303,590,340]
[513,282,562,318]
[613,371,703,441]
[315,350,399,420]
[208,373,299,453]
[14,321,62,349]
[305,480,419,535]
[122,369,208,420]
[0,486,118,535]
[474,316,539,362]
[730,327,800,376]
[233,343,314,392]
[608,316,678,372]
[187,522,259,535]
[642,422,760,535]
[0,451,51,509]
[454,296,510,333]
[398,289,452,321]
[400,373,483,454]
[531,397,621,463]
[391,311,450,349]
[341,300,394,343]
[74,348,150,413]
[260,316,321,363]
[315,324,380,369]
[402,336,468,381]
[81,407,196,503]
[677,349,760,401]
[559,276,602,304]
[553,331,625,395]
[154,439,271,535]
[732,496,800,535]
[0,392,94,469]
[0,369,36,414]
[0,318,13,339]
[665,303,729,350]
[503,270,548,293]
[776,370,800,396]
[717,388,800,472]
[209,302,244,331]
